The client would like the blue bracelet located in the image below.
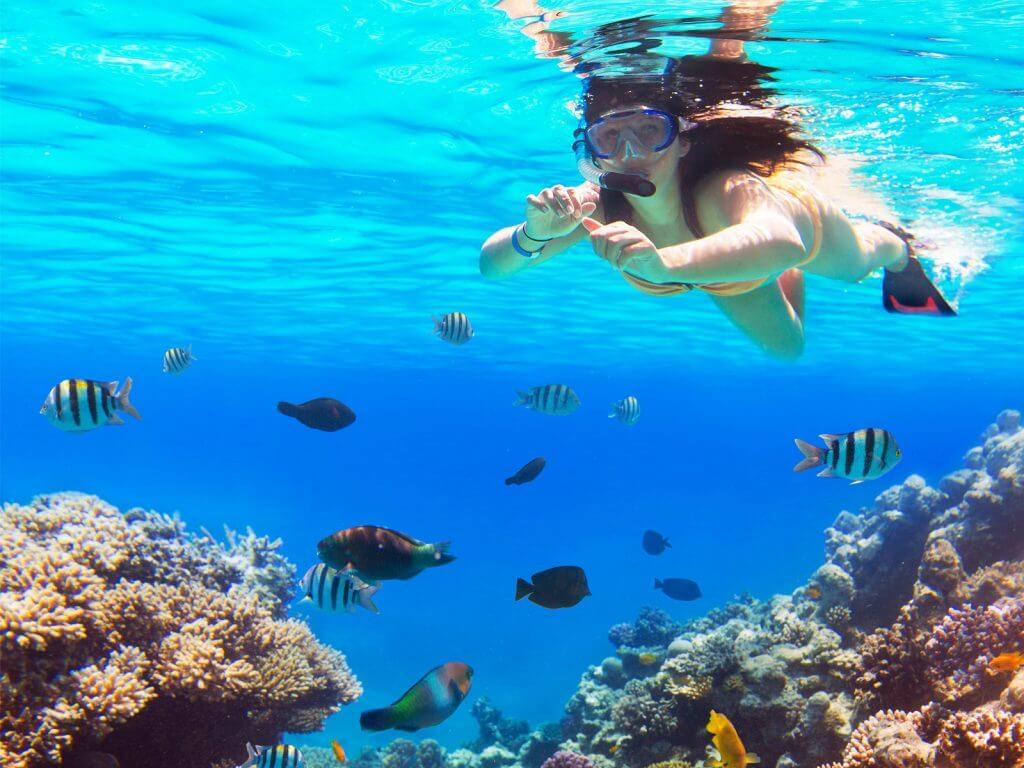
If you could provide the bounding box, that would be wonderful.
[512,225,544,259]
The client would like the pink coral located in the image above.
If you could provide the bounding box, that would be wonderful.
[0,493,361,768]
[540,751,595,768]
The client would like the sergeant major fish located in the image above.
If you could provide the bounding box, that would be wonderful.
[163,344,196,374]
[794,428,901,484]
[433,312,474,345]
[41,378,141,432]
[299,563,381,614]
[360,662,473,732]
[609,396,640,425]
[514,384,580,416]
[317,525,454,581]
[237,743,304,768]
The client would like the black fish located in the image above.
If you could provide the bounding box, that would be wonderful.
[278,397,356,432]
[505,457,546,486]
[655,578,701,601]
[515,566,591,609]
[642,530,670,555]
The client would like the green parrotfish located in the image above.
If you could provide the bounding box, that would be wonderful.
[317,525,454,581]
[360,662,473,732]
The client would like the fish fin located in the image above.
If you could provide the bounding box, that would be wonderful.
[793,438,823,473]
[849,479,865,485]
[514,390,529,407]
[188,344,197,361]
[432,316,442,334]
[117,377,141,420]
[432,541,455,565]
[237,743,257,768]
[360,707,397,731]
[277,401,299,418]
[664,539,671,549]
[102,380,119,395]
[817,467,836,478]
[107,413,126,426]
[745,754,761,765]
[819,433,841,442]
[361,584,382,614]
[654,578,663,590]
[515,578,533,601]
[394,724,418,732]
[504,476,516,486]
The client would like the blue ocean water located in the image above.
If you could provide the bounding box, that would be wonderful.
[1,0,1023,757]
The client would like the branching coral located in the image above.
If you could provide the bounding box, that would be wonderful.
[0,492,360,768]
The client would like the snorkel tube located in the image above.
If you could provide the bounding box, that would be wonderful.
[573,129,656,197]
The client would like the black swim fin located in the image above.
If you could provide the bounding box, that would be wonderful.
[878,222,956,316]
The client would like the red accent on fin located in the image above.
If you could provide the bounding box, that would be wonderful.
[888,295,940,315]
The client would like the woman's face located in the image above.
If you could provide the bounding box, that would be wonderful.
[588,104,691,189]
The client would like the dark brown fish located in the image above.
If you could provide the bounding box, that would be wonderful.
[505,457,546,486]
[278,397,356,432]
[318,525,455,581]
[655,577,702,601]
[515,565,591,609]
[642,530,670,555]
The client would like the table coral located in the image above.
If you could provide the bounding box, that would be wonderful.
[0,492,360,768]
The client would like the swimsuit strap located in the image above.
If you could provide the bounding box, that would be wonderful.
[766,176,823,266]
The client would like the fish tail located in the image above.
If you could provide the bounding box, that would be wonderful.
[793,438,823,472]
[504,476,515,486]
[664,539,671,549]
[360,706,397,731]
[188,343,197,361]
[514,390,529,407]
[277,401,299,418]
[431,541,455,565]
[515,578,533,601]
[654,578,663,590]
[238,743,258,768]
[745,753,761,765]
[117,377,142,420]
[432,316,442,334]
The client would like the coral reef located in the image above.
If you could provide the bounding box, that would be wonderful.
[0,492,361,768]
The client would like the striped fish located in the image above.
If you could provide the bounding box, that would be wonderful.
[609,396,640,425]
[433,312,474,345]
[299,563,380,614]
[163,344,195,374]
[40,378,141,432]
[793,428,901,484]
[237,743,304,768]
[514,384,580,416]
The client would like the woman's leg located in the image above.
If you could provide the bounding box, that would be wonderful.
[802,194,909,283]
[710,278,804,360]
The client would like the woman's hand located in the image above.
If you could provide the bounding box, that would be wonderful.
[525,185,597,240]
[581,218,662,272]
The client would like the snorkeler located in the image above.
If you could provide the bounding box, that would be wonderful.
[480,17,956,359]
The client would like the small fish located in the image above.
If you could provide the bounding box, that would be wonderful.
[805,585,822,600]
[433,312,474,345]
[515,565,591,609]
[278,398,356,432]
[299,564,381,614]
[989,651,1024,673]
[317,525,455,581]
[642,530,671,555]
[655,578,702,601]
[237,743,305,768]
[330,740,347,764]
[360,662,473,732]
[41,378,141,432]
[162,344,196,374]
[608,745,621,755]
[514,384,580,416]
[706,710,759,768]
[793,428,901,484]
[637,652,660,666]
[505,457,546,486]
[609,396,640,425]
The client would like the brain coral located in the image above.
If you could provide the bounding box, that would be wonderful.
[0,492,361,768]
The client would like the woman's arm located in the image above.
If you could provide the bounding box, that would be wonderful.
[480,183,599,279]
[650,171,808,283]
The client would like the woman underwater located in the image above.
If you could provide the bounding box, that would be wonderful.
[479,50,956,359]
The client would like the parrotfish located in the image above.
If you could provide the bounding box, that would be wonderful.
[299,563,380,614]
[317,525,454,581]
[360,662,473,732]
[609,396,640,425]
[642,530,670,555]
[434,312,474,345]
[516,566,591,609]
[514,384,580,415]
[505,457,546,486]
[793,428,901,484]
[278,397,356,432]
[706,710,760,768]
[237,743,304,768]
[163,344,196,374]
[655,578,701,601]
[41,378,141,432]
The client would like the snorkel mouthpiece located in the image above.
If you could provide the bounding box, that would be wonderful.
[573,135,657,197]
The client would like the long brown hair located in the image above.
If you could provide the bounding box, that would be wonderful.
[582,57,823,237]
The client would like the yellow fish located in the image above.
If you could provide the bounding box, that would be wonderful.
[331,740,347,764]
[989,651,1024,673]
[706,710,760,768]
[805,585,821,600]
[638,652,659,665]
[608,745,620,755]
